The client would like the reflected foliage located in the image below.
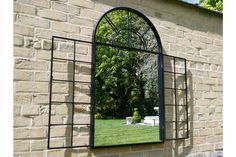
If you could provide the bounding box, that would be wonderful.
[200,0,223,11]
[95,10,160,119]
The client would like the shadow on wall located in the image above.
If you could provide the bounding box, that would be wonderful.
[171,70,194,157]
[154,48,195,157]
[64,62,74,156]
[64,62,93,156]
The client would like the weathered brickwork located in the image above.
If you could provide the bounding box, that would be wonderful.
[13,0,222,157]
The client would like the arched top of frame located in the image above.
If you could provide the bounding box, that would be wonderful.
[93,7,163,53]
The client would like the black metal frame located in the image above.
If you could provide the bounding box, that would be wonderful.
[47,7,189,150]
[91,7,164,148]
[163,56,189,140]
[47,36,93,149]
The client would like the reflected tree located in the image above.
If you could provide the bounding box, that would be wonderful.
[95,10,160,118]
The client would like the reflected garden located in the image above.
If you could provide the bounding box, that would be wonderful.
[93,8,162,146]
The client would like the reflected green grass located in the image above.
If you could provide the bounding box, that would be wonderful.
[94,119,160,146]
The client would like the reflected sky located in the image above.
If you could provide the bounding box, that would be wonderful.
[182,0,199,4]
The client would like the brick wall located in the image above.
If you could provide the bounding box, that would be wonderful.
[13,0,223,157]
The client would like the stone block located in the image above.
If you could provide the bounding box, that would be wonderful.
[193,121,206,129]
[14,47,34,58]
[42,39,53,50]
[31,140,47,151]
[79,64,91,75]
[50,126,71,137]
[161,34,177,43]
[52,21,80,33]
[158,26,176,36]
[31,115,44,126]
[14,70,33,81]
[69,0,94,9]
[107,146,130,154]
[14,35,24,46]
[94,2,113,12]
[14,94,32,106]
[15,59,49,71]
[213,39,223,47]
[14,24,34,37]
[195,84,210,91]
[18,0,50,8]
[33,94,49,105]
[185,33,200,42]
[14,2,36,15]
[68,15,95,27]
[200,36,213,44]
[193,137,206,145]
[14,140,30,152]
[49,138,64,148]
[58,42,74,52]
[206,121,219,128]
[35,72,50,82]
[80,8,103,20]
[198,144,214,152]
[203,92,219,99]
[80,27,93,36]
[47,150,66,157]
[14,106,21,116]
[14,128,30,139]
[207,135,222,143]
[144,150,165,157]
[73,136,89,146]
[201,78,217,85]
[52,2,80,15]
[185,152,210,157]
[176,30,184,38]
[73,114,90,124]
[38,9,67,21]
[191,41,207,50]
[170,43,185,52]
[207,45,222,51]
[30,127,47,138]
[35,28,67,39]
[199,128,213,136]
[15,151,45,157]
[50,115,64,124]
[214,144,223,151]
[34,82,49,93]
[52,82,70,94]
[56,105,71,115]
[15,81,34,93]
[17,15,50,28]
[22,105,39,116]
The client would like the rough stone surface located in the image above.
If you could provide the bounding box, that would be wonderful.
[185,151,223,157]
[13,0,222,157]
[17,15,50,28]
[38,9,67,21]
[14,35,24,46]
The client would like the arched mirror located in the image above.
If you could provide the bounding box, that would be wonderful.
[47,7,189,150]
[91,7,164,147]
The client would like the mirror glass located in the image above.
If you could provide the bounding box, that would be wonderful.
[94,9,161,146]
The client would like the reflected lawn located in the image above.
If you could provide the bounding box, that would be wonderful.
[94,119,160,146]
